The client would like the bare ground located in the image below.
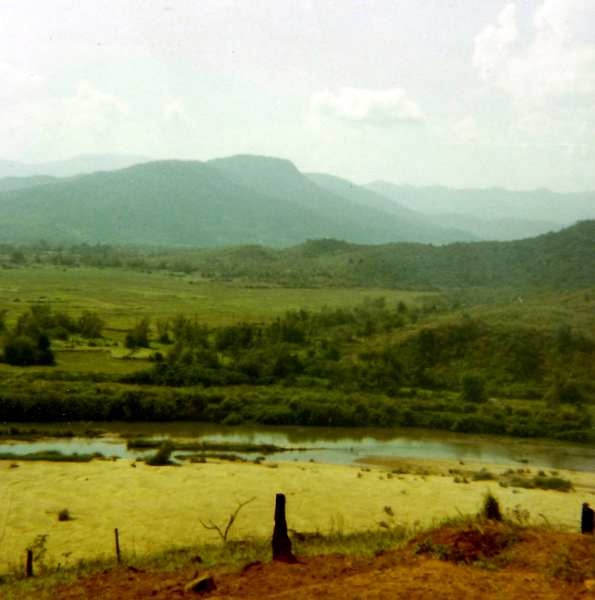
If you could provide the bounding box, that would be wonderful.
[45,525,595,600]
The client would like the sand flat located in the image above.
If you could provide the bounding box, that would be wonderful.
[0,457,593,570]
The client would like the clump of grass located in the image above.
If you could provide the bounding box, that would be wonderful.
[292,526,410,557]
[0,451,104,463]
[508,475,573,492]
[533,476,573,492]
[58,509,73,522]
[472,469,495,481]
[146,440,175,466]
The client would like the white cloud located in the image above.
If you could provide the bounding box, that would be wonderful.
[63,83,129,138]
[533,0,593,40]
[164,100,195,130]
[475,0,595,108]
[473,3,517,81]
[311,87,426,125]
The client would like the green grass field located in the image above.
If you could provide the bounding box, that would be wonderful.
[0,265,426,328]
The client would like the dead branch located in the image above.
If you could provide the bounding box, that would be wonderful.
[199,497,256,542]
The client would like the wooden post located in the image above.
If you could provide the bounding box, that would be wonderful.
[272,494,296,563]
[115,528,121,563]
[26,550,33,578]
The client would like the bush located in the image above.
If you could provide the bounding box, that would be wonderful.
[77,311,105,339]
[146,440,175,466]
[125,317,151,349]
[473,469,495,481]
[3,334,55,366]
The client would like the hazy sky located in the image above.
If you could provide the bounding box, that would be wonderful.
[1,0,594,191]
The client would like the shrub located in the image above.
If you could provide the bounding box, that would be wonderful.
[77,311,105,339]
[473,469,495,481]
[146,440,175,466]
[533,476,573,492]
[125,317,151,349]
[3,334,55,366]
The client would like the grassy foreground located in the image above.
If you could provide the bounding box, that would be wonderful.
[2,510,595,600]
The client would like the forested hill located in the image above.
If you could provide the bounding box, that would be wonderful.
[0,158,474,247]
[185,220,595,290]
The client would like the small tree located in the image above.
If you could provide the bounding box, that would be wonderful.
[77,311,105,339]
[125,317,151,349]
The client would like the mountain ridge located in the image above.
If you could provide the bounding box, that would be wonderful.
[0,157,478,247]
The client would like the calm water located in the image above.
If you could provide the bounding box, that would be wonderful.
[2,422,595,472]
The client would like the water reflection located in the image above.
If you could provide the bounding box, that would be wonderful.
[1,422,594,472]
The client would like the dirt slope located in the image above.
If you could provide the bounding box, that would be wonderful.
[47,526,595,600]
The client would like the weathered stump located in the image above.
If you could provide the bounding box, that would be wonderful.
[26,550,33,578]
[272,493,297,563]
[582,503,594,534]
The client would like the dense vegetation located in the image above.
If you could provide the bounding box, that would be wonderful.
[0,222,593,442]
[1,220,594,290]
[0,294,592,442]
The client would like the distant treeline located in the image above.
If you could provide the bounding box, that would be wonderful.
[1,220,595,290]
[0,376,592,443]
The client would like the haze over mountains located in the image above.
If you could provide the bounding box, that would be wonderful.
[0,153,592,248]
[0,154,152,180]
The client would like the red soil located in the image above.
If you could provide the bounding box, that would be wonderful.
[44,526,595,600]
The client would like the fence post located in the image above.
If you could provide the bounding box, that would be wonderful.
[115,528,121,563]
[272,493,296,563]
[26,549,33,578]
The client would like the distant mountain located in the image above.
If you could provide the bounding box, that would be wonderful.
[0,158,475,247]
[0,160,336,247]
[0,154,152,179]
[207,155,476,244]
[307,173,569,242]
[305,172,427,222]
[423,213,563,242]
[365,181,595,224]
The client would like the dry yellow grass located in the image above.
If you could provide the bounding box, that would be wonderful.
[1,457,593,571]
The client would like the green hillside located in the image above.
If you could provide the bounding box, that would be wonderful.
[0,161,343,247]
[147,220,595,291]
[0,158,476,247]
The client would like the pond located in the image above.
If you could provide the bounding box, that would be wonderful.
[2,422,595,471]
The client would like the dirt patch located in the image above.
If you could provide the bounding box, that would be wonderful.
[408,522,522,564]
[40,526,595,600]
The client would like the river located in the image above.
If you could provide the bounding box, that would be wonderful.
[2,422,595,471]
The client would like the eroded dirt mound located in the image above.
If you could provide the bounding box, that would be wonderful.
[34,527,595,600]
[408,522,522,563]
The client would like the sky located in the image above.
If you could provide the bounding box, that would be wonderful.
[0,0,594,192]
